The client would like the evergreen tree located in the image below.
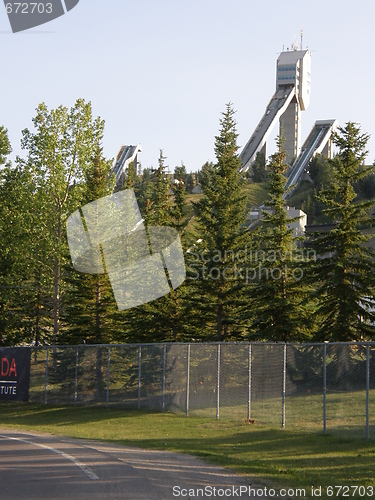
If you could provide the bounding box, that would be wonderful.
[136,153,174,227]
[61,149,119,345]
[192,103,251,341]
[121,160,138,190]
[251,151,266,183]
[186,173,195,193]
[248,136,313,341]
[122,151,190,343]
[172,164,187,229]
[137,167,153,221]
[355,170,375,199]
[61,150,127,395]
[309,154,335,192]
[148,150,174,226]
[310,122,375,341]
[174,163,188,186]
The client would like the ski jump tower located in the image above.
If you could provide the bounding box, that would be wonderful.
[240,46,312,170]
[277,48,311,162]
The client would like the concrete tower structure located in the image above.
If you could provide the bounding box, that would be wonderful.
[276,48,311,163]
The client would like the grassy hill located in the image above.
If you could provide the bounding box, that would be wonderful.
[181,182,269,245]
[181,177,375,249]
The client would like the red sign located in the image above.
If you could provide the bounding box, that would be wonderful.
[0,348,30,401]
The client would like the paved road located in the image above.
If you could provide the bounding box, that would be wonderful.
[0,430,268,499]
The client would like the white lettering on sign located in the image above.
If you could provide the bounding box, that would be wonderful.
[0,384,17,395]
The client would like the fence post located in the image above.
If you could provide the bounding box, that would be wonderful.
[137,346,141,410]
[366,343,370,441]
[323,343,327,435]
[44,347,49,405]
[282,343,286,429]
[74,347,78,406]
[216,344,221,420]
[248,344,252,421]
[186,344,190,416]
[162,344,166,412]
[106,346,110,409]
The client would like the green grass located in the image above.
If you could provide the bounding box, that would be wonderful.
[177,182,270,246]
[242,181,270,209]
[288,180,314,207]
[0,403,374,498]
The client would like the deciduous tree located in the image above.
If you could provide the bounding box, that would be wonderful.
[20,99,106,342]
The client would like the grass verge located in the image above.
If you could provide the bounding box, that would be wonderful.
[0,403,374,498]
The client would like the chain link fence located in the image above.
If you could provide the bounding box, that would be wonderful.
[27,342,375,438]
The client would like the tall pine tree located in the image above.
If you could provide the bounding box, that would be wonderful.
[61,148,119,345]
[310,122,375,341]
[119,150,191,343]
[193,103,251,341]
[248,136,313,342]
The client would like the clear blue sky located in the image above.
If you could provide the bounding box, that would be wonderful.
[2,0,375,172]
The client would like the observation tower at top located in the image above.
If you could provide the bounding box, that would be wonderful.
[240,43,313,170]
[276,46,311,162]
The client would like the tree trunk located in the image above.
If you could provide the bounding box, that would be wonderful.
[95,277,103,395]
[96,347,103,396]
[95,276,101,342]
[53,215,62,343]
[281,269,288,342]
[35,286,40,346]
[34,287,40,363]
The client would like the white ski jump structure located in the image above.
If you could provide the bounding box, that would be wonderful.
[240,44,337,196]
[113,144,142,186]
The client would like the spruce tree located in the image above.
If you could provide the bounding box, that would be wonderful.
[61,149,119,345]
[252,151,267,183]
[120,150,191,343]
[148,150,174,226]
[248,136,313,342]
[310,122,375,341]
[192,103,251,341]
[121,160,138,191]
[174,164,188,186]
[172,164,187,230]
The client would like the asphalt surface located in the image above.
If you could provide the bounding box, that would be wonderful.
[0,430,268,499]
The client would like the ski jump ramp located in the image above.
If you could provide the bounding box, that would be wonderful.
[285,119,338,195]
[113,144,142,186]
[240,86,296,172]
